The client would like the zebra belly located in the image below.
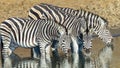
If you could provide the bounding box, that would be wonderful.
[19,43,38,48]
[12,40,38,48]
[10,41,38,50]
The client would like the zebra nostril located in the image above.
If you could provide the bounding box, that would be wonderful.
[83,46,85,49]
[85,49,90,54]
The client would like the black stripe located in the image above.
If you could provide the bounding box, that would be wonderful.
[0,28,11,35]
[31,20,40,43]
[15,18,24,27]
[28,15,34,19]
[46,21,50,40]
[40,5,58,23]
[34,5,48,19]
[25,20,34,45]
[89,13,93,28]
[27,20,36,44]
[41,21,47,41]
[1,35,10,39]
[29,8,40,19]
[22,23,27,43]
[3,22,17,42]
[8,18,20,42]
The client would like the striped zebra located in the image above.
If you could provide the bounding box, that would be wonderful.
[0,17,68,64]
[28,3,113,55]
[28,3,85,56]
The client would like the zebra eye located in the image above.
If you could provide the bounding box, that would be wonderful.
[63,40,65,42]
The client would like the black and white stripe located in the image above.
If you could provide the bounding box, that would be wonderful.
[28,3,87,56]
[0,17,66,59]
[28,3,113,50]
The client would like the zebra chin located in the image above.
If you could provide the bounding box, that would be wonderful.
[83,48,92,57]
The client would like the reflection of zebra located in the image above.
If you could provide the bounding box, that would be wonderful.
[6,44,113,68]
[84,44,113,68]
[28,3,113,54]
[0,17,66,60]
[13,58,40,68]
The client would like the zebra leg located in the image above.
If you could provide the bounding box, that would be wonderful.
[1,36,12,58]
[1,36,12,68]
[31,46,41,59]
[77,36,85,68]
[45,44,51,62]
[72,53,79,68]
[84,56,94,68]
[2,57,12,68]
[71,36,79,54]
[51,40,60,60]
[45,44,52,68]
[39,43,48,68]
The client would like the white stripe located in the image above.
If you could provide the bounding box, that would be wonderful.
[88,13,92,29]
[46,5,60,23]
[5,20,18,42]
[28,10,38,20]
[91,15,95,28]
[36,5,52,19]
[31,6,43,19]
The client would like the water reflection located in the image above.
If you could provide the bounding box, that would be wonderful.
[1,43,113,68]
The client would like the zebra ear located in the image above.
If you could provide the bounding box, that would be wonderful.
[77,17,87,32]
[98,17,108,27]
[75,17,86,25]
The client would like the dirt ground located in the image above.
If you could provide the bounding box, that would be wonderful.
[0,0,120,68]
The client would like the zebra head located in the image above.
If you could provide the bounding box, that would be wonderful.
[94,17,113,44]
[58,34,71,56]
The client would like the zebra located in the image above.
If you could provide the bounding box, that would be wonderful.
[28,3,113,55]
[0,17,69,67]
[28,3,85,56]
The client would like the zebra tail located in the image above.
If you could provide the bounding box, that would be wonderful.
[0,36,4,67]
[0,36,3,55]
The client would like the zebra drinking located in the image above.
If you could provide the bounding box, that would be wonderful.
[28,4,85,55]
[0,17,68,67]
[28,3,113,55]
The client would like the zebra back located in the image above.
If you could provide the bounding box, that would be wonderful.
[0,17,67,48]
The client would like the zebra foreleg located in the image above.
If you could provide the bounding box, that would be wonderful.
[45,44,51,62]
[31,46,41,59]
[71,36,79,54]
[1,36,12,68]
[1,36,12,58]
[51,40,60,60]
[39,43,48,68]
[72,53,79,68]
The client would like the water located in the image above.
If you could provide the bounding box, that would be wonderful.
[1,42,114,68]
